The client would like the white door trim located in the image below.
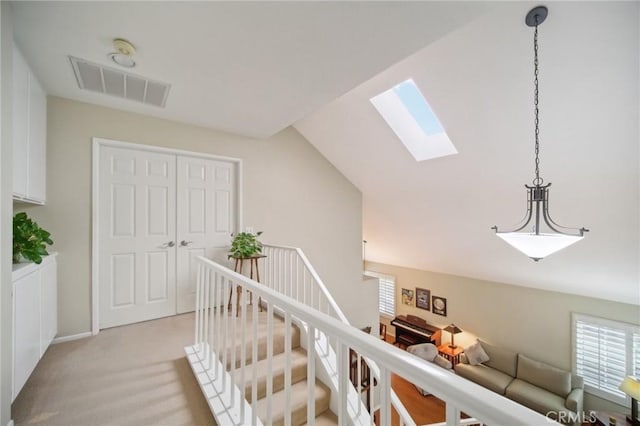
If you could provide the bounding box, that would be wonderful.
[91,137,243,335]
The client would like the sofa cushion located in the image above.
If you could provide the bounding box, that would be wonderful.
[479,340,518,377]
[465,341,490,365]
[455,363,514,395]
[506,378,573,418]
[517,354,571,397]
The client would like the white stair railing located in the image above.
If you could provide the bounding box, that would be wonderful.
[262,244,412,425]
[186,255,556,426]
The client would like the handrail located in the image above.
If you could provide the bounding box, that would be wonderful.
[194,255,555,426]
[263,244,412,424]
[264,243,349,323]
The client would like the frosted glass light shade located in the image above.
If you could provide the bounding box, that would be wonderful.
[496,232,584,260]
[620,376,640,399]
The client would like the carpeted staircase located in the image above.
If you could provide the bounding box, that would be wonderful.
[224,309,338,426]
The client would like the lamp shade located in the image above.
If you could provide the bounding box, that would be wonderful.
[496,232,584,260]
[620,376,640,399]
[444,324,462,335]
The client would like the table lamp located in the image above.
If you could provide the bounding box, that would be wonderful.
[619,375,640,425]
[444,324,463,349]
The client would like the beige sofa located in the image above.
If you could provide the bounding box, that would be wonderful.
[454,341,583,425]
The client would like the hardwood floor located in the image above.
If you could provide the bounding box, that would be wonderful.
[374,334,447,426]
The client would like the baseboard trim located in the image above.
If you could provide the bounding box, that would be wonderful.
[7,419,14,426]
[52,332,92,344]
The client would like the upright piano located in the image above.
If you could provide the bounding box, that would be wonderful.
[390,315,441,347]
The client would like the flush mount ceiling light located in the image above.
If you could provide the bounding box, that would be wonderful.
[108,38,136,68]
[492,6,588,261]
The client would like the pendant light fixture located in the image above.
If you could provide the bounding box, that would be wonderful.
[492,6,588,261]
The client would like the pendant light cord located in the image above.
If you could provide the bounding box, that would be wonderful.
[533,16,542,187]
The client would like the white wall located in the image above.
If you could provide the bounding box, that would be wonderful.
[0,3,13,424]
[19,96,365,337]
[366,260,640,413]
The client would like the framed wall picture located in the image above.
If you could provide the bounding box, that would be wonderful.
[415,288,430,311]
[401,288,414,306]
[432,295,447,317]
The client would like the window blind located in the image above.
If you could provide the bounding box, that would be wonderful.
[365,271,396,317]
[634,332,640,377]
[573,313,640,405]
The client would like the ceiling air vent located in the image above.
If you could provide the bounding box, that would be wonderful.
[69,56,170,108]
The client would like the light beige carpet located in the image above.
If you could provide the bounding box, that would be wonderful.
[12,313,216,426]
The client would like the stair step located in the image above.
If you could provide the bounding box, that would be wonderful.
[237,347,308,402]
[256,379,331,426]
[303,411,338,425]
[217,310,301,368]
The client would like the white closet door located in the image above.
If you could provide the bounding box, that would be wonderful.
[98,146,177,329]
[176,156,235,313]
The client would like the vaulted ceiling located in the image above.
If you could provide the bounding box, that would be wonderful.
[296,2,640,305]
[12,1,639,305]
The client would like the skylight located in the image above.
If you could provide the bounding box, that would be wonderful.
[370,79,457,161]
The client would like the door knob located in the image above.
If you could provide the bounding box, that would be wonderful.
[160,241,175,248]
[180,240,193,247]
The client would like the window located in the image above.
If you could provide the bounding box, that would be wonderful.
[572,313,640,405]
[365,271,396,318]
[370,78,457,162]
[635,333,640,377]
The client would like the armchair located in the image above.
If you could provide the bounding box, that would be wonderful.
[407,343,454,396]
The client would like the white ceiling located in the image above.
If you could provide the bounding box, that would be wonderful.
[12,1,639,305]
[12,1,491,139]
[295,2,640,305]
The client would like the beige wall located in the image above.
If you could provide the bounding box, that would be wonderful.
[19,96,366,337]
[366,260,640,413]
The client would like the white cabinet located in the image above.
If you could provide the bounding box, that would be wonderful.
[12,45,29,198]
[28,73,47,202]
[13,43,47,204]
[12,269,40,401]
[12,253,57,401]
[40,259,57,355]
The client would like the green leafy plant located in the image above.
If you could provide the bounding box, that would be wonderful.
[229,231,263,258]
[13,212,53,264]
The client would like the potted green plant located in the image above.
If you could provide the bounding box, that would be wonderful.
[229,231,263,258]
[13,212,53,264]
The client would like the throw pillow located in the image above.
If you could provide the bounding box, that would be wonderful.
[465,340,490,366]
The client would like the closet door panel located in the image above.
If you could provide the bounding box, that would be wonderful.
[176,156,236,313]
[98,146,177,329]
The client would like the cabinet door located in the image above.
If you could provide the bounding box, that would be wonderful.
[40,259,57,355]
[13,45,29,198]
[27,73,46,203]
[13,270,41,401]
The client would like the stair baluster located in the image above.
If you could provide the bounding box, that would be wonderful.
[185,249,555,426]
